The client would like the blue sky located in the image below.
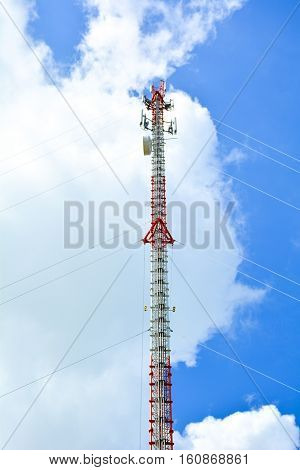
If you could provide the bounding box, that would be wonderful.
[1,0,299,449]
[29,0,300,436]
[28,0,89,68]
[171,0,300,431]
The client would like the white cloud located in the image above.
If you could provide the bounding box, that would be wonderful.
[0,0,279,450]
[79,0,246,90]
[224,147,247,164]
[175,405,300,450]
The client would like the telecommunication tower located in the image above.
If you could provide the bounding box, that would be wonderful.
[140,80,177,450]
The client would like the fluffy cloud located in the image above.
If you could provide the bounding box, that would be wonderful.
[224,147,247,165]
[0,0,275,450]
[0,0,256,367]
[175,406,300,450]
[79,0,246,91]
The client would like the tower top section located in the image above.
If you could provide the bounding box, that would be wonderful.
[140,80,177,136]
[143,80,173,112]
[151,80,166,100]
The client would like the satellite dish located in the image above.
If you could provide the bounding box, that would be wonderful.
[143,136,152,156]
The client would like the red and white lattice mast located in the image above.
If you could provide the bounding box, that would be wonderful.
[140,80,177,450]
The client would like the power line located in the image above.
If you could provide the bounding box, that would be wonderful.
[217,131,300,175]
[1,255,132,449]
[0,116,124,178]
[0,231,130,291]
[0,105,130,165]
[198,342,300,394]
[175,246,300,305]
[176,239,300,291]
[0,147,139,215]
[0,330,147,400]
[2,201,298,309]
[172,1,300,195]
[213,118,300,164]
[171,258,299,449]
[0,1,129,195]
[212,164,300,211]
[0,162,110,215]
[0,247,124,309]
[235,253,300,288]
[204,251,300,303]
[193,159,299,211]
[1,327,298,404]
[179,242,299,289]
[2,183,298,310]
[235,269,300,302]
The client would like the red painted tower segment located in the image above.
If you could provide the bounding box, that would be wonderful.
[141,80,176,450]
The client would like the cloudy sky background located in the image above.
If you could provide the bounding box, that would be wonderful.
[0,0,299,449]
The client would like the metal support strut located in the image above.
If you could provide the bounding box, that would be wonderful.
[141,80,176,450]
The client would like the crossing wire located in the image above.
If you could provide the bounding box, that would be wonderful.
[202,251,300,303]
[0,328,298,402]
[1,238,299,313]
[177,242,300,289]
[0,147,139,215]
[232,252,300,288]
[1,256,132,449]
[212,164,300,211]
[172,0,300,195]
[0,230,132,291]
[0,116,124,178]
[217,131,300,175]
[171,258,299,449]
[213,118,300,164]
[198,342,300,394]
[0,104,130,164]
[0,248,124,308]
[0,1,129,195]
[0,330,148,400]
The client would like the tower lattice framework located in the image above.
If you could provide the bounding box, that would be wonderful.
[141,80,177,450]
